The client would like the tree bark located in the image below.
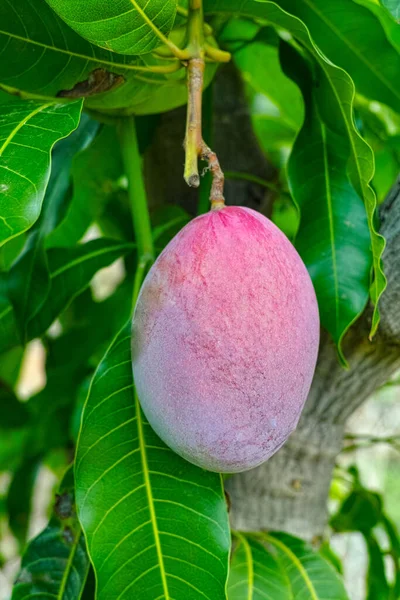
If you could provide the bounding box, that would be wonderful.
[227,178,400,540]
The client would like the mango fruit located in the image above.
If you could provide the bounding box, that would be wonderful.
[132,206,319,472]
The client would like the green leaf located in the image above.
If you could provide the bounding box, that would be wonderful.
[27,238,134,339]
[228,532,291,599]
[365,533,390,600]
[152,205,191,249]
[45,0,177,55]
[0,98,82,245]
[274,0,400,114]
[382,513,400,598]
[75,323,230,600]
[233,37,303,167]
[0,346,24,387]
[0,239,134,354]
[0,0,215,116]
[0,383,29,470]
[0,380,29,429]
[7,115,99,342]
[281,42,371,361]
[47,125,123,248]
[235,39,303,133]
[319,542,344,574]
[264,532,349,599]
[206,0,386,344]
[331,489,383,533]
[0,236,25,271]
[228,532,349,599]
[0,274,17,351]
[12,466,90,600]
[7,457,40,546]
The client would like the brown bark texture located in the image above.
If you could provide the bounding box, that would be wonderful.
[144,62,400,541]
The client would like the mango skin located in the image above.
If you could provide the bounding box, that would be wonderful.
[132,206,319,472]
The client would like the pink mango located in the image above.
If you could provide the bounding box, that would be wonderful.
[132,206,319,472]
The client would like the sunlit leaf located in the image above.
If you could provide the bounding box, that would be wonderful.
[0,0,215,116]
[45,0,177,55]
[7,115,99,342]
[275,0,400,114]
[0,98,82,245]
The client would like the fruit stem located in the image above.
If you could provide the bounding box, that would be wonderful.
[200,141,225,209]
[118,116,154,309]
[183,0,225,209]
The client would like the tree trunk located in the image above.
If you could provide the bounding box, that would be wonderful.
[144,62,400,541]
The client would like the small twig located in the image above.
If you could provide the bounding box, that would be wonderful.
[200,141,225,208]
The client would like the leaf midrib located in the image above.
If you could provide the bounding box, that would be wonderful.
[319,120,340,336]
[135,391,170,599]
[0,243,133,324]
[57,530,82,599]
[0,29,145,72]
[0,102,52,156]
[299,0,400,101]
[319,53,386,310]
[264,535,318,600]
[50,243,133,278]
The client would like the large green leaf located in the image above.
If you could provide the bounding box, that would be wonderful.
[75,323,230,600]
[206,0,386,341]
[234,37,303,132]
[0,271,19,353]
[0,98,82,245]
[7,457,40,547]
[281,42,371,361]
[47,125,124,248]
[233,34,303,167]
[331,489,383,534]
[0,0,215,116]
[27,238,134,339]
[228,532,349,599]
[274,0,400,114]
[228,532,291,599]
[0,382,30,470]
[0,239,133,353]
[45,0,177,55]
[7,115,99,342]
[365,534,390,600]
[12,466,90,600]
[264,532,349,599]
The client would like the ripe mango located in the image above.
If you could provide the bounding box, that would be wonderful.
[132,206,319,472]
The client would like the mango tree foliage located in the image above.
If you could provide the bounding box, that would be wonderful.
[0,0,398,598]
